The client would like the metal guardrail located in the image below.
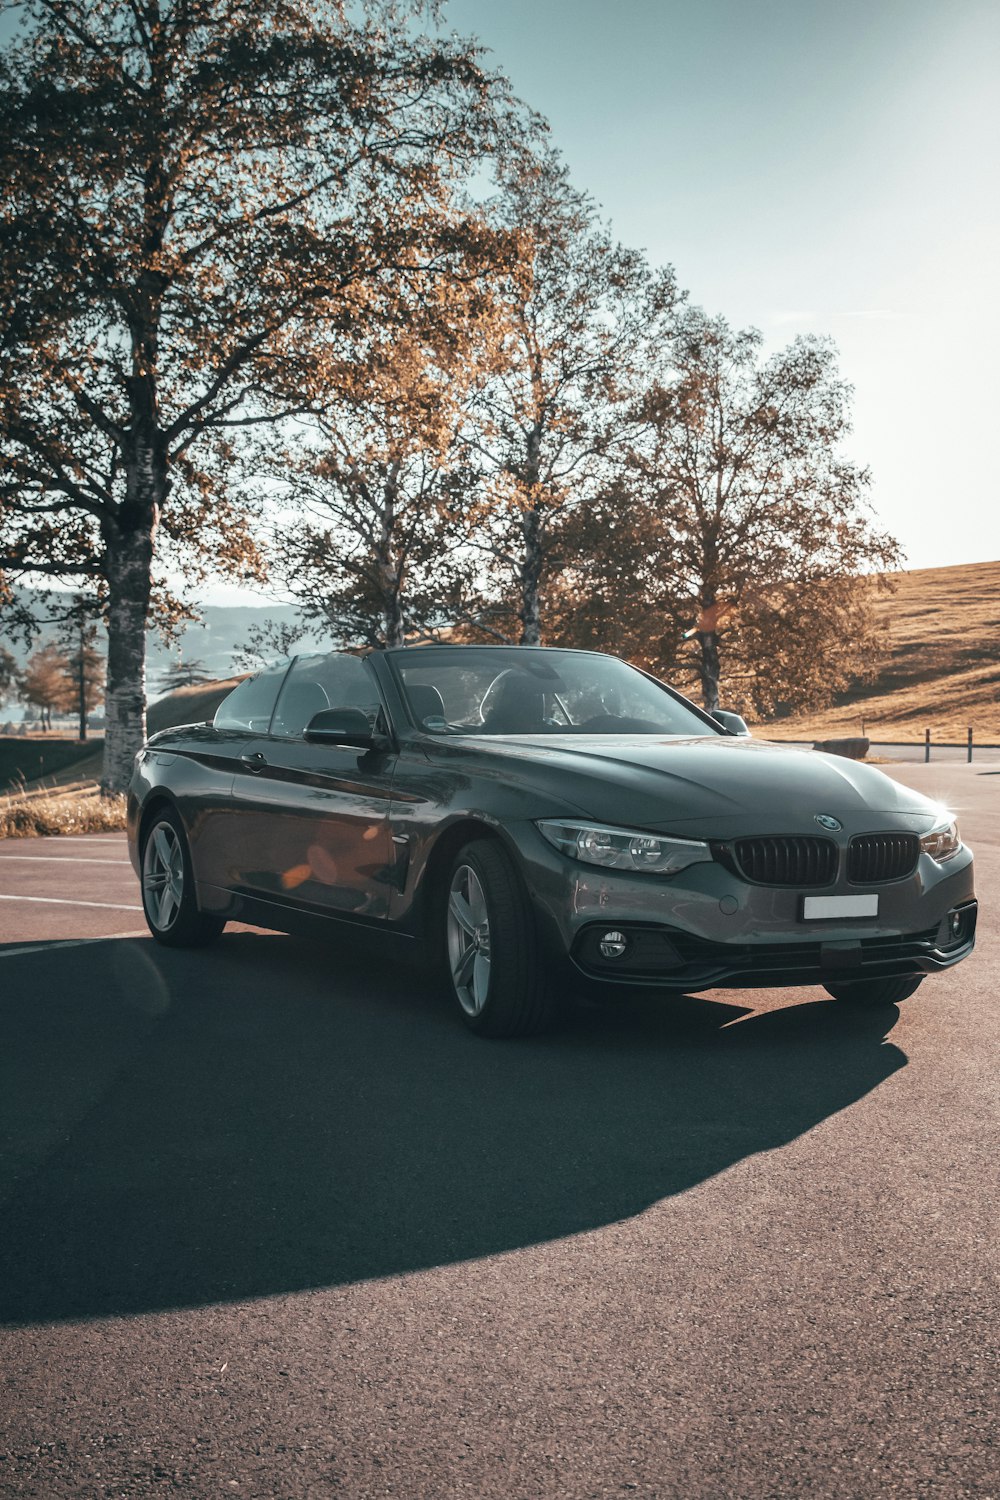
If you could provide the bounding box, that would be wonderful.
[763,731,999,763]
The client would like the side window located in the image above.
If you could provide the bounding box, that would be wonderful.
[270,653,385,739]
[213,665,289,732]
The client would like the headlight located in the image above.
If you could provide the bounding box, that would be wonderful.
[920,818,961,862]
[536,819,714,876]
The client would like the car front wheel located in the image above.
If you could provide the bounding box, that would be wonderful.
[445,839,557,1038]
[824,975,924,1007]
[141,808,226,948]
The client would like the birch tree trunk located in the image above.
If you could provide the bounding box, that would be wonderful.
[378,467,406,648]
[77,628,87,743]
[383,594,406,647]
[516,419,544,646]
[518,502,543,645]
[696,629,721,714]
[101,428,163,793]
[102,515,156,793]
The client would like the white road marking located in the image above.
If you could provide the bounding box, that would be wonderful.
[0,855,130,865]
[0,931,146,960]
[0,894,142,911]
[2,835,126,844]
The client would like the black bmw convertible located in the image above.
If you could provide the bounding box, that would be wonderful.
[127,644,977,1036]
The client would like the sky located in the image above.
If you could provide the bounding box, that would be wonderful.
[439,0,998,574]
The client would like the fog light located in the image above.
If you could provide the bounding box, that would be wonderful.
[949,910,963,938]
[598,929,628,960]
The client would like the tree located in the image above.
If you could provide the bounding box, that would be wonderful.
[556,310,901,716]
[459,149,678,644]
[0,0,523,790]
[0,644,18,708]
[267,325,491,650]
[158,658,213,693]
[56,599,106,740]
[272,448,472,651]
[20,643,66,730]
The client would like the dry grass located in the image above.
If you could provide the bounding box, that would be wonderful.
[756,559,1000,743]
[0,736,103,792]
[0,784,127,839]
[0,677,243,839]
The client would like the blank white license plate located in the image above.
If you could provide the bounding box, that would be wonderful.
[802,894,879,920]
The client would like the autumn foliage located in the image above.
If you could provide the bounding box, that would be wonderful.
[0,0,523,787]
[1,0,904,767]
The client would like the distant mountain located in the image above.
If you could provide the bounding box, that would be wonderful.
[142,604,331,694]
[1,589,331,700]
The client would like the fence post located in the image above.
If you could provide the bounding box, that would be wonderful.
[968,726,973,764]
[924,727,931,764]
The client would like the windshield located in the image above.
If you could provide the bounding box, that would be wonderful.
[389,648,718,737]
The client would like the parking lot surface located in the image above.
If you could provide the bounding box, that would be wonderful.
[0,764,997,1498]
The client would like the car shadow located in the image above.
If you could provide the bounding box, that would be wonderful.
[0,930,906,1326]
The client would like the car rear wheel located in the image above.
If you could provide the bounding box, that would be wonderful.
[824,975,924,1007]
[141,809,226,948]
[445,839,558,1038]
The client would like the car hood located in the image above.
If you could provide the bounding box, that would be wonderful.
[445,733,945,836]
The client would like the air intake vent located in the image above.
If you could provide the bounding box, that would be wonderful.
[848,833,919,884]
[728,836,838,887]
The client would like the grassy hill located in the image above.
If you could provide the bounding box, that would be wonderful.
[758,559,1000,742]
[0,678,245,793]
[0,737,103,793]
[146,676,245,734]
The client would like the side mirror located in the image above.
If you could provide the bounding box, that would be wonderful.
[304,707,377,749]
[712,709,751,737]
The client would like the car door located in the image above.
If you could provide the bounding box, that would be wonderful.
[184,660,293,892]
[226,652,397,921]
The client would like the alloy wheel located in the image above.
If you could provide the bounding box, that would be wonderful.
[142,820,185,932]
[447,863,492,1016]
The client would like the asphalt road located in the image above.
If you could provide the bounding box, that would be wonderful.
[0,763,996,1499]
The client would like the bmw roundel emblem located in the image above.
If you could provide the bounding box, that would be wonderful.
[814,814,843,832]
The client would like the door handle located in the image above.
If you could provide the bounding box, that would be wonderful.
[239,751,267,773]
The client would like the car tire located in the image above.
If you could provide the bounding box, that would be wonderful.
[823,975,924,1007]
[444,838,558,1038]
[141,807,226,949]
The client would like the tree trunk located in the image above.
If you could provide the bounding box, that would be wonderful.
[102,498,158,794]
[75,620,88,742]
[103,411,162,798]
[696,630,721,714]
[101,147,168,791]
[519,503,543,646]
[385,601,406,648]
[377,469,406,648]
[78,651,87,742]
[101,247,167,791]
[381,573,406,649]
[517,420,545,646]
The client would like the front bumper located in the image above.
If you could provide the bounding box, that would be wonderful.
[517,822,977,992]
[568,902,977,990]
